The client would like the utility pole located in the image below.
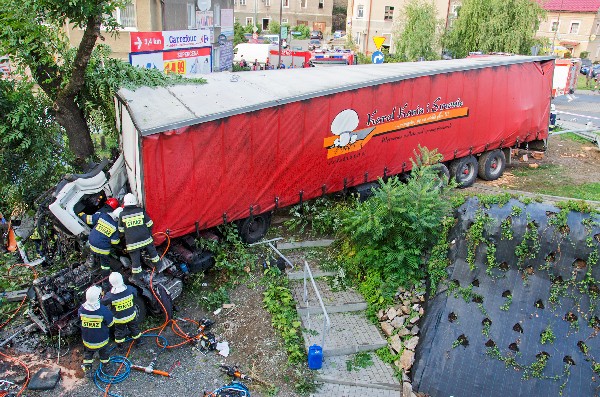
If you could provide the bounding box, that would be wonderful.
[278,0,283,68]
[254,0,258,33]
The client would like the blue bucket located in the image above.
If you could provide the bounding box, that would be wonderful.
[308,344,323,370]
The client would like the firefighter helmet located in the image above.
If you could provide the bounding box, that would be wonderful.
[106,197,119,210]
[124,193,137,207]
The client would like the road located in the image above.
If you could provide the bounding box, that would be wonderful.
[553,90,600,128]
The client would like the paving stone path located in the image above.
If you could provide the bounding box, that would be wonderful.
[287,268,402,397]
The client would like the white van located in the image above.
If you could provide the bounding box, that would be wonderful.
[234,44,272,66]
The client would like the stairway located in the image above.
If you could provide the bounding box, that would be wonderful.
[288,269,402,396]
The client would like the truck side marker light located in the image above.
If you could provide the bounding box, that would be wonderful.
[274,197,279,209]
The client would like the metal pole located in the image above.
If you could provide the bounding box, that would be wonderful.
[278,0,283,68]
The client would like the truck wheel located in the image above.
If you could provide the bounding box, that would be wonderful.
[237,212,272,244]
[431,163,450,190]
[478,150,506,181]
[134,294,147,324]
[450,156,478,188]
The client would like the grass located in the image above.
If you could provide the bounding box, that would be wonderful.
[510,164,600,201]
[577,74,590,91]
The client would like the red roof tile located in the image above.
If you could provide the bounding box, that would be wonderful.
[541,0,600,12]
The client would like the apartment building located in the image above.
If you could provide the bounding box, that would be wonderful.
[234,0,333,34]
[347,0,454,54]
[64,0,235,69]
[536,0,600,61]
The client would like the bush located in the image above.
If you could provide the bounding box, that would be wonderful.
[338,147,453,298]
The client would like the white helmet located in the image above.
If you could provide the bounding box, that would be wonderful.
[85,285,102,306]
[110,207,123,221]
[109,272,127,293]
[124,193,137,207]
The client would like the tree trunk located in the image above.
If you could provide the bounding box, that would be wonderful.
[54,95,95,163]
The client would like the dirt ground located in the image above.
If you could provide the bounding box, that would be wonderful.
[1,133,599,397]
[477,134,600,193]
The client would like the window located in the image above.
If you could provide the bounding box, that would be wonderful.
[282,18,288,24]
[319,0,324,9]
[550,20,559,32]
[569,21,580,34]
[283,0,289,7]
[301,0,307,7]
[246,17,253,26]
[297,20,308,26]
[114,3,136,29]
[240,0,246,5]
[265,0,270,5]
[187,3,196,29]
[357,4,364,18]
[384,6,394,21]
[596,22,600,35]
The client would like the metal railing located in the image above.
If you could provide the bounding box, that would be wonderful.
[303,260,330,349]
[249,237,295,270]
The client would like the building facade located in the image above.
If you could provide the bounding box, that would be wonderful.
[64,0,235,71]
[234,0,333,34]
[536,0,600,61]
[346,0,453,54]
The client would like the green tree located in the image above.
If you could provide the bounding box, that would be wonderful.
[393,0,442,61]
[0,0,127,163]
[234,22,248,46]
[443,0,545,58]
[0,80,71,211]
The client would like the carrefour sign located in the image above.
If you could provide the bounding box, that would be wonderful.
[131,30,212,53]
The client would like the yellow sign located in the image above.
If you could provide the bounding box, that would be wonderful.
[373,36,386,50]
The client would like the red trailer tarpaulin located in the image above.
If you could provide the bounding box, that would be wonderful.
[117,56,554,243]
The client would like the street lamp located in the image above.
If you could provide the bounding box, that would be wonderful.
[278,0,283,68]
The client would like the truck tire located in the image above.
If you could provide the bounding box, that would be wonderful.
[431,163,450,190]
[237,212,272,244]
[478,150,506,181]
[450,156,478,188]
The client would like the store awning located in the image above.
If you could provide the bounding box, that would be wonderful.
[559,40,580,46]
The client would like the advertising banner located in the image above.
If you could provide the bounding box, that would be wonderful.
[130,47,212,74]
[131,30,212,53]
[221,9,234,37]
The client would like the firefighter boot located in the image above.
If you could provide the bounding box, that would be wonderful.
[81,364,94,380]
[128,272,143,287]
[154,259,169,274]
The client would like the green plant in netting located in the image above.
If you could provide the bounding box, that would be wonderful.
[427,215,455,294]
[486,243,497,276]
[515,214,540,267]
[346,352,374,371]
[466,210,491,270]
[540,325,555,344]
[501,217,514,240]
[338,146,454,299]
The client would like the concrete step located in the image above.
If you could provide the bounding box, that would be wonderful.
[287,270,337,280]
[277,239,335,250]
[310,382,402,397]
[301,312,387,357]
[315,353,401,391]
[290,279,367,314]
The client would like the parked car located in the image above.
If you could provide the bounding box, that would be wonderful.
[333,30,345,39]
[308,39,322,51]
[591,64,600,78]
[580,59,592,75]
[310,30,323,40]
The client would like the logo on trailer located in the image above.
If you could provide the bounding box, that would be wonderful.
[324,97,470,159]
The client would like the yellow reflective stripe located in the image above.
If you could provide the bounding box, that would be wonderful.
[85,215,93,225]
[114,312,136,324]
[113,296,134,311]
[115,337,127,343]
[90,245,110,255]
[83,339,109,349]
[126,238,154,250]
[118,226,124,233]
[149,256,160,263]
[132,333,142,339]
[100,359,110,363]
[132,267,142,274]
[111,238,120,244]
[146,220,153,227]
[83,359,94,364]
[106,320,114,327]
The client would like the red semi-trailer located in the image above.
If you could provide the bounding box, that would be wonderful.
[51,56,554,245]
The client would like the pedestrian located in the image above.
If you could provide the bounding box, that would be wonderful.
[118,193,165,284]
[79,285,114,379]
[253,59,259,71]
[78,207,123,290]
[279,62,285,69]
[265,58,270,70]
[586,67,593,88]
[103,272,144,348]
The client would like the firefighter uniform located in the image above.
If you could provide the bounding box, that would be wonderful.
[79,286,114,376]
[103,273,142,344]
[118,194,162,277]
[78,209,121,283]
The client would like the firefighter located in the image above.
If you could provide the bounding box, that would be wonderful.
[79,197,119,225]
[79,285,114,378]
[79,207,123,290]
[103,272,144,347]
[119,193,165,284]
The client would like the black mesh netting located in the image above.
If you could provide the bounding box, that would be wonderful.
[413,197,600,397]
